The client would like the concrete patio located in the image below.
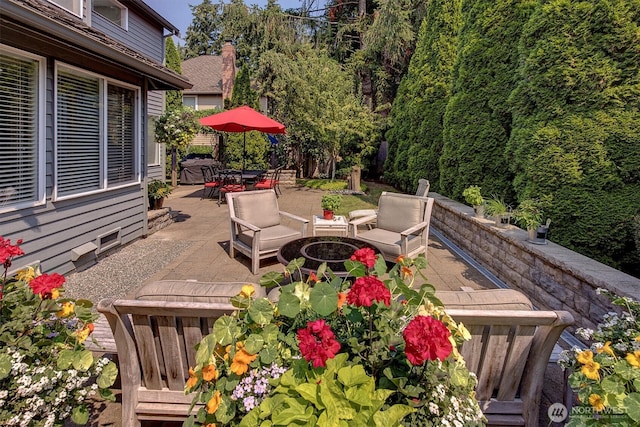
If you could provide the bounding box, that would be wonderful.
[65,183,565,427]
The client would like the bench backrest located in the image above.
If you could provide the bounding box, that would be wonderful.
[445,309,574,427]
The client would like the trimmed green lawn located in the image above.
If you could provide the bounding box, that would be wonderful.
[297,179,398,217]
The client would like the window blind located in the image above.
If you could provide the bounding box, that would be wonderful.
[107,84,135,185]
[56,70,101,196]
[0,53,39,206]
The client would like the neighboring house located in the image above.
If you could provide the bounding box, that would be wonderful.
[0,0,192,274]
[182,43,267,147]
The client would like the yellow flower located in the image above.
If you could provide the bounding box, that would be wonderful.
[75,324,94,343]
[56,301,75,318]
[580,360,601,380]
[185,368,198,390]
[576,350,594,365]
[240,285,255,298]
[635,335,640,342]
[596,341,615,357]
[206,390,222,414]
[230,343,257,375]
[50,288,60,299]
[626,351,640,367]
[15,266,36,282]
[202,364,219,382]
[589,394,605,412]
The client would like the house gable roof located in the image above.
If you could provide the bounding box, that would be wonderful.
[1,0,192,90]
[181,55,223,95]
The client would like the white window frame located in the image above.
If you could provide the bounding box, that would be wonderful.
[0,44,46,214]
[53,62,141,201]
[92,0,129,31]
[45,0,83,18]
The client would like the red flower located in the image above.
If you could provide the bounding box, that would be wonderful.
[0,237,24,268]
[350,247,377,268]
[346,276,391,307]
[28,273,65,298]
[297,319,341,368]
[403,315,453,365]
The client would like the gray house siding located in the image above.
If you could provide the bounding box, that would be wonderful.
[91,10,163,62]
[0,0,190,276]
[147,90,165,180]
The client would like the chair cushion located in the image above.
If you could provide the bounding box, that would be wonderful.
[436,289,533,310]
[377,195,424,233]
[356,228,422,258]
[234,191,280,228]
[134,280,266,303]
[238,224,302,252]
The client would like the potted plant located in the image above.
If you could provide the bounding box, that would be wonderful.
[513,198,548,242]
[320,194,342,220]
[148,179,172,210]
[485,196,512,228]
[462,185,485,218]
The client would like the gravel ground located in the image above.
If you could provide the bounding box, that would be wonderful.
[64,239,194,303]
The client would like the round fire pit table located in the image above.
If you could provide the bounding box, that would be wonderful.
[277,236,382,277]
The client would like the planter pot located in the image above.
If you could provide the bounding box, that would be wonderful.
[528,225,549,245]
[150,197,164,210]
[494,213,511,228]
[474,205,485,218]
[323,209,334,220]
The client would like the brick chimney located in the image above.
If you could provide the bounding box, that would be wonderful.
[221,41,236,103]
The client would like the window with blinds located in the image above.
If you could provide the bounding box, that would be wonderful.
[107,85,135,186]
[55,65,139,199]
[0,50,42,210]
[56,70,101,197]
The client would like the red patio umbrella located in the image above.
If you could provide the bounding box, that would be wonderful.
[199,106,286,171]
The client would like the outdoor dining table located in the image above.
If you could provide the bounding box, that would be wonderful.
[219,169,266,187]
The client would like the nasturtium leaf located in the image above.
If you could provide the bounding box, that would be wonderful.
[259,346,277,365]
[213,316,239,345]
[344,260,366,278]
[214,395,236,424]
[248,298,274,325]
[277,292,301,318]
[373,255,387,276]
[57,349,74,369]
[72,349,94,371]
[97,361,118,388]
[196,334,219,365]
[261,323,279,343]
[625,393,640,422]
[245,333,265,354]
[71,405,89,425]
[259,271,284,288]
[0,353,11,380]
[309,282,338,316]
[601,376,625,394]
[99,388,116,402]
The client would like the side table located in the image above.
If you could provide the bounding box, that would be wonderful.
[312,215,348,236]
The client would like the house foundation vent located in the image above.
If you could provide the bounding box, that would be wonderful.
[97,228,122,254]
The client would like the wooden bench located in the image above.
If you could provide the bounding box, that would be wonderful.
[97,298,236,426]
[445,308,574,427]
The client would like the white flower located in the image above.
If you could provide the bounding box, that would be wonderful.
[428,402,439,415]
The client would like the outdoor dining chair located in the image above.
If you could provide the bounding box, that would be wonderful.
[254,166,283,196]
[217,170,246,206]
[200,166,220,199]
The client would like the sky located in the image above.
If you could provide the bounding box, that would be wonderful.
[144,0,304,41]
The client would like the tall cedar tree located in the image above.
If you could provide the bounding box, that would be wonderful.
[507,0,640,274]
[230,64,259,109]
[385,0,461,193]
[183,0,222,59]
[165,37,183,111]
[440,0,536,201]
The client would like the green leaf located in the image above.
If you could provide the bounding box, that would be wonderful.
[601,376,625,395]
[344,260,366,277]
[373,255,387,277]
[0,353,11,380]
[71,405,89,425]
[373,404,414,427]
[248,298,274,325]
[277,291,301,318]
[338,364,370,387]
[245,333,265,354]
[625,393,640,422]
[73,349,95,371]
[57,349,74,369]
[213,316,240,346]
[182,415,196,427]
[99,387,116,402]
[309,281,338,316]
[259,346,278,365]
[196,334,219,365]
[260,271,284,288]
[296,383,320,406]
[97,361,118,388]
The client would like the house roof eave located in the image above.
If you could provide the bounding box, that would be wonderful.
[2,0,192,90]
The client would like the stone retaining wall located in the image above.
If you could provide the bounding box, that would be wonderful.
[429,193,640,334]
[147,207,174,236]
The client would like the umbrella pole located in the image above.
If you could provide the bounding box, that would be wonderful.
[242,131,246,173]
